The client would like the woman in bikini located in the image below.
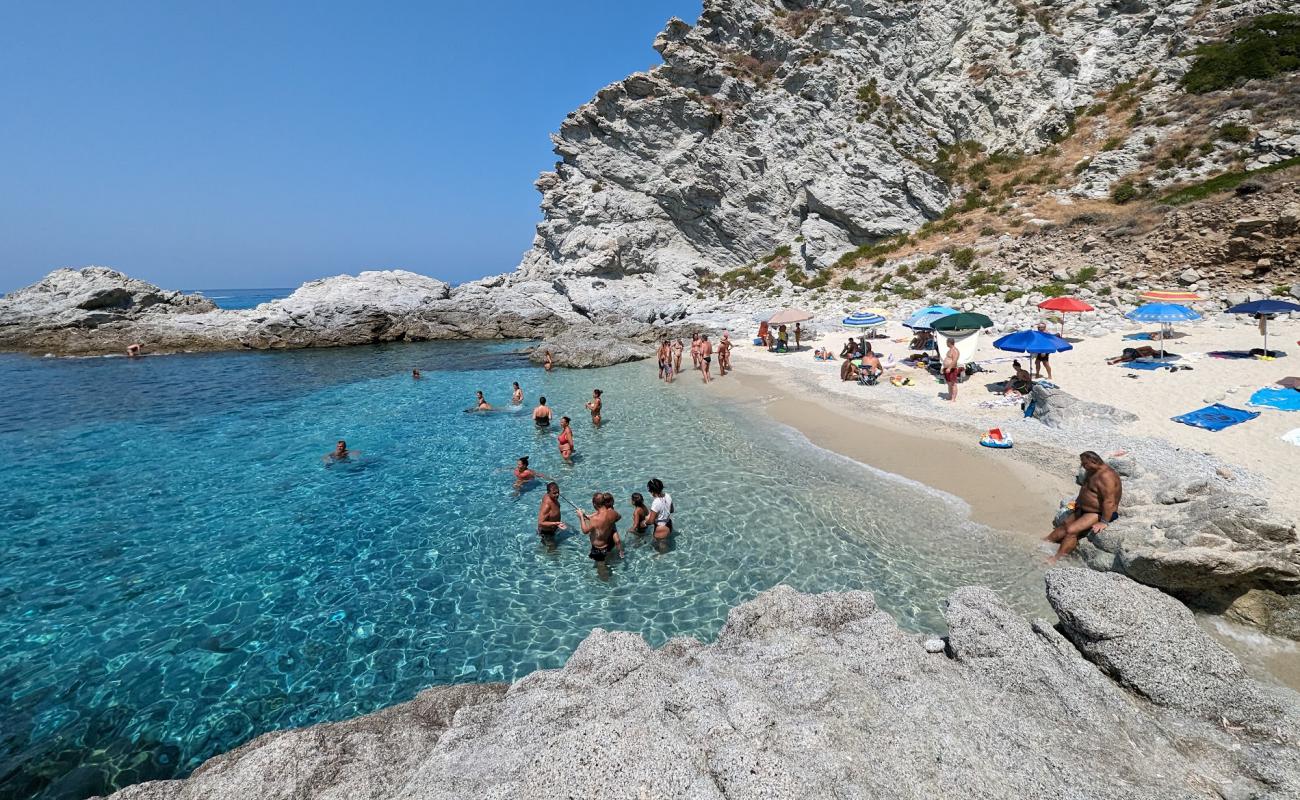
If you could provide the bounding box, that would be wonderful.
[511,382,524,404]
[629,492,650,535]
[557,416,575,461]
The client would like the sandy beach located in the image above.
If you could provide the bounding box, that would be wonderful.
[720,315,1300,523]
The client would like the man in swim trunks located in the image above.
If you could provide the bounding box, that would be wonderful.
[533,396,552,427]
[1046,451,1122,565]
[585,389,603,426]
[577,493,623,562]
[861,350,883,381]
[700,335,713,383]
[942,337,961,402]
[323,440,357,463]
[1033,323,1054,379]
[537,482,566,537]
[475,390,493,411]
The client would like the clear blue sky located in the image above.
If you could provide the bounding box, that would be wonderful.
[0,0,699,292]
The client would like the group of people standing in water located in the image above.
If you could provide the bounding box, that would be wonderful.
[657,332,732,384]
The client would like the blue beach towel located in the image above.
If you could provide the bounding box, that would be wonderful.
[1248,388,1300,411]
[1171,404,1260,431]
[1120,360,1173,371]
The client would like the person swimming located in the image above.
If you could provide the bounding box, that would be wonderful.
[557,416,575,461]
[323,439,358,464]
[533,396,552,427]
[511,381,524,405]
[412,369,422,379]
[474,391,493,411]
[513,456,541,489]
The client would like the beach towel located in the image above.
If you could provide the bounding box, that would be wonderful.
[1120,360,1173,371]
[1171,404,1260,432]
[1283,429,1300,447]
[1209,351,1254,360]
[1248,387,1300,411]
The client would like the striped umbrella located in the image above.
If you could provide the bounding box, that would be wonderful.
[842,311,887,328]
[1139,290,1202,303]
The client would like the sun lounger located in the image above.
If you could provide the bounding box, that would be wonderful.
[1171,404,1260,432]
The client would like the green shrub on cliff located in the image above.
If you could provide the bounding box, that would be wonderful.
[1181,14,1300,93]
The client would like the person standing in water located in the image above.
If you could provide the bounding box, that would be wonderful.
[511,382,524,404]
[629,492,650,535]
[690,333,701,372]
[557,416,575,461]
[644,478,674,540]
[672,338,685,376]
[543,350,554,372]
[513,456,543,489]
[717,333,732,375]
[585,389,603,426]
[577,493,623,563]
[537,482,566,538]
[474,391,493,411]
[412,369,422,379]
[533,396,552,427]
[699,335,713,384]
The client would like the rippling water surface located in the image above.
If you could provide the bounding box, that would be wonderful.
[0,342,1048,799]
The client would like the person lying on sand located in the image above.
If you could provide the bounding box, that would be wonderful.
[1106,346,1158,365]
[1046,451,1122,564]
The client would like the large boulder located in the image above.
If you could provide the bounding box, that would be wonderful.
[1030,384,1138,428]
[101,579,1300,800]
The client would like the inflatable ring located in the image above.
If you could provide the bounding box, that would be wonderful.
[979,436,1013,449]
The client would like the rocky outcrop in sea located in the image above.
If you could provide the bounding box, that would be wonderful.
[99,569,1300,799]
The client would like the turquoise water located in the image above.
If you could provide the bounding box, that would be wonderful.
[184,287,294,309]
[0,342,1048,800]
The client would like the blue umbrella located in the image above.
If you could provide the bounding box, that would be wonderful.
[903,305,959,330]
[1125,303,1201,323]
[993,329,1074,355]
[1226,299,1300,356]
[843,312,886,328]
[1126,303,1200,358]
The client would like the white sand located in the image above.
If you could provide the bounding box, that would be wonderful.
[720,315,1300,521]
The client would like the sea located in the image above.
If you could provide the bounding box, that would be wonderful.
[183,288,295,310]
[0,318,1051,799]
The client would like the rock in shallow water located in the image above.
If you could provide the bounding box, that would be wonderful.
[100,574,1300,800]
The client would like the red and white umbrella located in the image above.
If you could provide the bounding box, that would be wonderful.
[1139,290,1202,303]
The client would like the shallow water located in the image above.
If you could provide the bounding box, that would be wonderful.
[0,342,1049,799]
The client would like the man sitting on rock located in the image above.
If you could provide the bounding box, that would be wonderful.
[1046,451,1122,565]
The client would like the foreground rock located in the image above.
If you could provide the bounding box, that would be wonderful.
[102,571,1299,799]
[0,268,578,355]
[1078,464,1300,639]
[1030,384,1139,429]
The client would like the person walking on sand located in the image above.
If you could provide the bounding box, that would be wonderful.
[644,478,674,540]
[700,335,714,383]
[557,416,576,461]
[544,350,553,372]
[577,493,623,563]
[511,382,524,404]
[672,338,685,376]
[1046,451,1122,564]
[1033,322,1054,380]
[718,332,732,375]
[942,337,961,402]
[533,396,552,427]
[585,389,603,426]
[537,482,567,538]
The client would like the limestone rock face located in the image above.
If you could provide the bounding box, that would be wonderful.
[0,268,578,355]
[101,575,1300,800]
[516,0,1204,318]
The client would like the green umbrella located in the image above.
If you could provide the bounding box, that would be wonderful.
[931,312,993,332]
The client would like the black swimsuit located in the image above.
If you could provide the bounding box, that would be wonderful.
[588,545,610,562]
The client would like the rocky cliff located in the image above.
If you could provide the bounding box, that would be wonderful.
[515,0,1294,319]
[100,570,1300,799]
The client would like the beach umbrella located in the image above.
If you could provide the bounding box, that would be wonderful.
[903,305,959,330]
[1225,299,1300,357]
[931,312,993,332]
[1037,296,1095,335]
[1140,290,1202,303]
[842,311,887,328]
[1125,303,1201,358]
[766,307,813,325]
[993,329,1074,355]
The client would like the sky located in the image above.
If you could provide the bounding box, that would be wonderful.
[0,0,700,292]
